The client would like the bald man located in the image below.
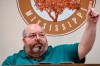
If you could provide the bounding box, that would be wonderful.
[2,1,99,65]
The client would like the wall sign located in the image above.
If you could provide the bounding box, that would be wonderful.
[17,0,95,36]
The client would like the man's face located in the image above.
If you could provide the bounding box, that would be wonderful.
[23,24,48,56]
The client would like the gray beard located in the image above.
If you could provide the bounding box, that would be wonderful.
[32,46,43,53]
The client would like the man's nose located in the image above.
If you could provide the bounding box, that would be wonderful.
[35,35,40,40]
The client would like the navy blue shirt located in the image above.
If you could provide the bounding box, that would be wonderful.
[2,43,85,65]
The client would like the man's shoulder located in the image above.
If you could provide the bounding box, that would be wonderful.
[4,49,24,61]
[52,43,79,52]
[54,43,79,48]
[2,49,24,65]
[8,49,24,58]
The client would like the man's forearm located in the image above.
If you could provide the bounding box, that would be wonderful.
[78,23,96,60]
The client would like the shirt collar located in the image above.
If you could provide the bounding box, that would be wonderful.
[20,47,28,58]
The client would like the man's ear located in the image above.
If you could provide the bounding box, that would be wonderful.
[23,38,26,44]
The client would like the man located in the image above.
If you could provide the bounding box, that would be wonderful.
[2,1,99,65]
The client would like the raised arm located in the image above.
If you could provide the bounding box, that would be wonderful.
[78,1,99,60]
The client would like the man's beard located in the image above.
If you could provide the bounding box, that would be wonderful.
[30,40,44,54]
[25,40,48,58]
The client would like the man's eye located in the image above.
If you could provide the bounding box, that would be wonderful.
[39,34,45,37]
[29,35,36,38]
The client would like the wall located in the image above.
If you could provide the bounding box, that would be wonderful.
[0,0,100,64]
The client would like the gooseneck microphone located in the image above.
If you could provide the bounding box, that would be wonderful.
[38,46,42,63]
[39,46,42,51]
[38,46,42,58]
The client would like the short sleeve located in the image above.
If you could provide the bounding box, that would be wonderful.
[72,43,85,63]
[57,43,85,63]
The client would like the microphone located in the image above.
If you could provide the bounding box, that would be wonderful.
[39,46,42,50]
[37,46,42,63]
[38,46,42,57]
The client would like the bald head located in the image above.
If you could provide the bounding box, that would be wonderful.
[23,24,44,38]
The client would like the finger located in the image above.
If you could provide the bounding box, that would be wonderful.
[90,8,95,17]
[88,1,92,10]
[88,1,93,13]
[92,12,99,18]
[90,8,99,17]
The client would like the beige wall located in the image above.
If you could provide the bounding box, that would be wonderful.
[0,0,100,64]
